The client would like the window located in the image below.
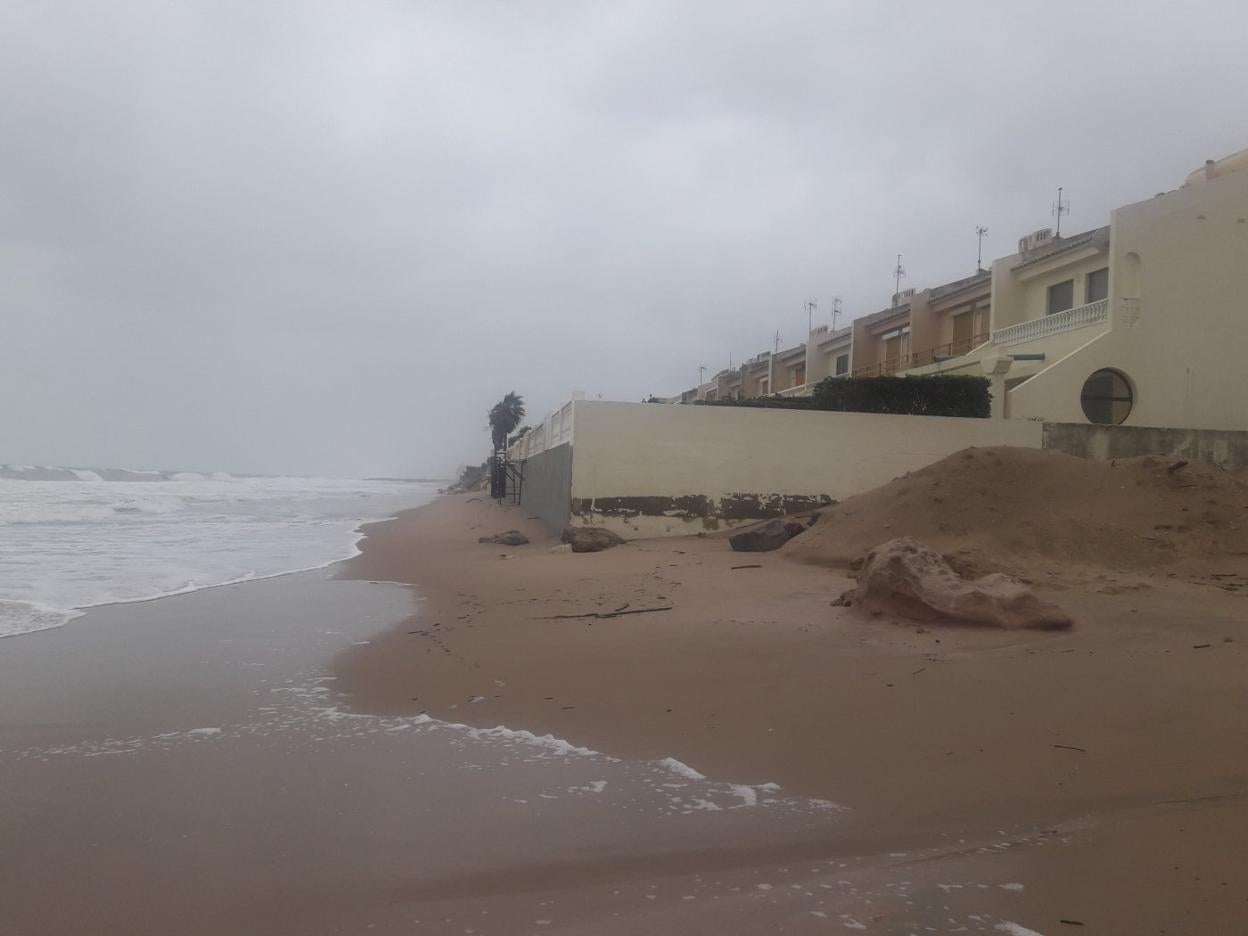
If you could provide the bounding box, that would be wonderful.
[883,335,902,363]
[835,353,849,376]
[1080,369,1133,425]
[1086,267,1109,303]
[1047,280,1074,315]
[793,363,806,386]
[951,311,974,353]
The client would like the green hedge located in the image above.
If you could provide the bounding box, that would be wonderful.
[697,374,991,418]
[695,396,816,410]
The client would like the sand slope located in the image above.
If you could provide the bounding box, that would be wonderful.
[784,446,1248,585]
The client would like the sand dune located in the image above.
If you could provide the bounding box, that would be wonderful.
[785,446,1248,586]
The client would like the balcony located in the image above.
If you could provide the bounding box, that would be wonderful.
[851,334,989,378]
[992,298,1108,348]
[775,384,811,398]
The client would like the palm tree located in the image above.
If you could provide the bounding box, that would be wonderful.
[487,392,526,453]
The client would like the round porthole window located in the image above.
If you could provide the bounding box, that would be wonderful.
[1080,368,1133,425]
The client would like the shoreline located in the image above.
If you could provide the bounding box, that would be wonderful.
[1,495,435,640]
[0,549,870,934]
[3,487,1245,932]
[333,490,1248,931]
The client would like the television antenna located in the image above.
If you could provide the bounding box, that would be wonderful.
[830,296,843,331]
[1052,187,1069,237]
[774,330,781,353]
[975,225,989,271]
[893,254,906,303]
[805,299,817,335]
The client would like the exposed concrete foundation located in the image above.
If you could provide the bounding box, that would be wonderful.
[570,493,834,532]
[516,443,573,532]
[1043,423,1248,471]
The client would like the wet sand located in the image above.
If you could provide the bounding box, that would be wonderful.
[3,490,1245,934]
[0,556,865,934]
[334,493,1248,933]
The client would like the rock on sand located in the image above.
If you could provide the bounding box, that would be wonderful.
[728,517,808,553]
[838,537,1073,630]
[478,530,530,546]
[561,527,625,553]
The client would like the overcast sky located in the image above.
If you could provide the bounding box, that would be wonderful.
[2,1,1245,477]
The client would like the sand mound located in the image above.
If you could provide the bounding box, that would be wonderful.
[785,447,1248,582]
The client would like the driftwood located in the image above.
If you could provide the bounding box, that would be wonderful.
[539,605,674,621]
[731,564,763,570]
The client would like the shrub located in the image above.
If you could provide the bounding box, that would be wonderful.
[810,374,990,417]
[697,374,991,418]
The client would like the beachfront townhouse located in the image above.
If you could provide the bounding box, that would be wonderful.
[740,353,772,398]
[908,147,1248,430]
[1002,149,1248,430]
[770,342,808,395]
[666,145,1248,431]
[847,269,993,379]
[850,291,913,378]
[897,227,1112,412]
[804,324,853,387]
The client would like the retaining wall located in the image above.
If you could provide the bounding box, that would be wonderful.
[1043,422,1248,471]
[517,443,573,532]
[566,401,1044,537]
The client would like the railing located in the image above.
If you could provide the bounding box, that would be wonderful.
[992,298,1108,348]
[775,384,810,398]
[910,334,989,368]
[852,357,908,378]
[507,400,574,461]
[851,333,989,378]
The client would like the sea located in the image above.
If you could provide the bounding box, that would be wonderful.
[0,464,439,638]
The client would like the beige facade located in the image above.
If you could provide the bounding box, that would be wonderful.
[852,271,992,378]
[910,271,992,366]
[663,146,1248,434]
[989,227,1110,331]
[770,342,807,394]
[1007,153,1248,430]
[806,324,853,385]
[740,353,771,398]
[851,300,911,377]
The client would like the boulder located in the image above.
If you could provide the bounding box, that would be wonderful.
[838,537,1072,630]
[729,517,799,553]
[477,530,530,546]
[561,526,625,553]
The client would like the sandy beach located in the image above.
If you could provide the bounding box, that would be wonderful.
[3,450,1246,935]
[335,459,1248,933]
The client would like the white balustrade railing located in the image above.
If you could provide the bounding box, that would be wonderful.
[775,384,810,398]
[508,400,575,461]
[992,298,1108,348]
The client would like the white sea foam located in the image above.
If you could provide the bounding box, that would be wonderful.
[996,924,1045,936]
[728,784,759,806]
[660,757,707,780]
[460,725,600,758]
[0,469,435,638]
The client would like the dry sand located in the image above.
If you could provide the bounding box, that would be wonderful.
[787,446,1248,586]
[337,449,1248,933]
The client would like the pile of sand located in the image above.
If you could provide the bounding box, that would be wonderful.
[784,447,1248,582]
